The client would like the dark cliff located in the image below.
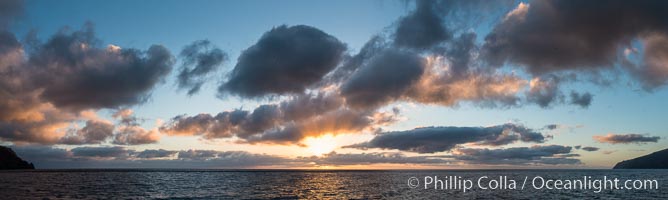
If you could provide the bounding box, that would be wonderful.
[613,148,668,169]
[0,146,35,170]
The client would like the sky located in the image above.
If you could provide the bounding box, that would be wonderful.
[0,0,667,169]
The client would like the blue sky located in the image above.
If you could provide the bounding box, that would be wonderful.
[1,0,667,169]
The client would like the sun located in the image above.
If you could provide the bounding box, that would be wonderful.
[304,134,337,156]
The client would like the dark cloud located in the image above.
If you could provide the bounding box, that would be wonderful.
[176,150,289,166]
[544,124,559,130]
[176,151,291,167]
[134,149,177,159]
[71,146,131,158]
[59,120,114,145]
[482,0,668,90]
[10,145,582,168]
[393,0,512,50]
[177,40,227,95]
[346,123,546,153]
[278,93,343,121]
[318,1,529,110]
[27,24,174,110]
[444,32,477,76]
[302,152,447,166]
[177,149,220,160]
[12,146,293,169]
[327,1,526,109]
[593,133,660,144]
[393,0,450,49]
[160,113,238,139]
[219,25,346,97]
[569,91,593,108]
[451,145,580,165]
[323,36,386,85]
[633,33,668,90]
[580,147,600,152]
[12,145,72,162]
[526,75,563,108]
[0,0,23,29]
[0,31,20,60]
[341,49,425,109]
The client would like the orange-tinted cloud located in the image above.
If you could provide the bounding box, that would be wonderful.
[593,133,660,144]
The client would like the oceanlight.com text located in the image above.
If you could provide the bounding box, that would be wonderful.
[407,175,659,193]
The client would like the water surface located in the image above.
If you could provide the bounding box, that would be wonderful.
[0,169,665,199]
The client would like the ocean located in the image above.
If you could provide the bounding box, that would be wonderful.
[0,169,666,199]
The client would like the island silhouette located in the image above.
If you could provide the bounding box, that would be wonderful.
[0,146,34,170]
[614,148,668,169]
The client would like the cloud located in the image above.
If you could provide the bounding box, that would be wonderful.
[27,23,174,110]
[602,150,616,155]
[443,32,477,76]
[112,108,137,125]
[482,0,668,90]
[11,145,72,162]
[526,75,563,108]
[177,40,227,95]
[219,25,346,97]
[450,145,580,165]
[569,91,593,108]
[392,0,512,50]
[323,36,387,85]
[544,124,559,130]
[9,144,583,168]
[161,92,397,145]
[59,120,114,145]
[71,146,131,158]
[633,33,668,90]
[11,145,294,168]
[580,147,599,152]
[134,149,177,159]
[405,63,526,107]
[325,1,528,109]
[346,123,546,153]
[593,133,660,144]
[341,49,425,109]
[177,149,220,160]
[301,152,447,166]
[393,0,450,49]
[0,0,23,29]
[112,126,160,145]
[0,105,73,144]
[175,150,291,167]
[330,33,527,109]
[0,22,174,144]
[243,109,381,144]
[104,108,159,145]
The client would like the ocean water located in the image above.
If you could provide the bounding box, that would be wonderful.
[0,169,666,199]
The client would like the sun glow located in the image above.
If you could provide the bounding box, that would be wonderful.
[304,134,337,156]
